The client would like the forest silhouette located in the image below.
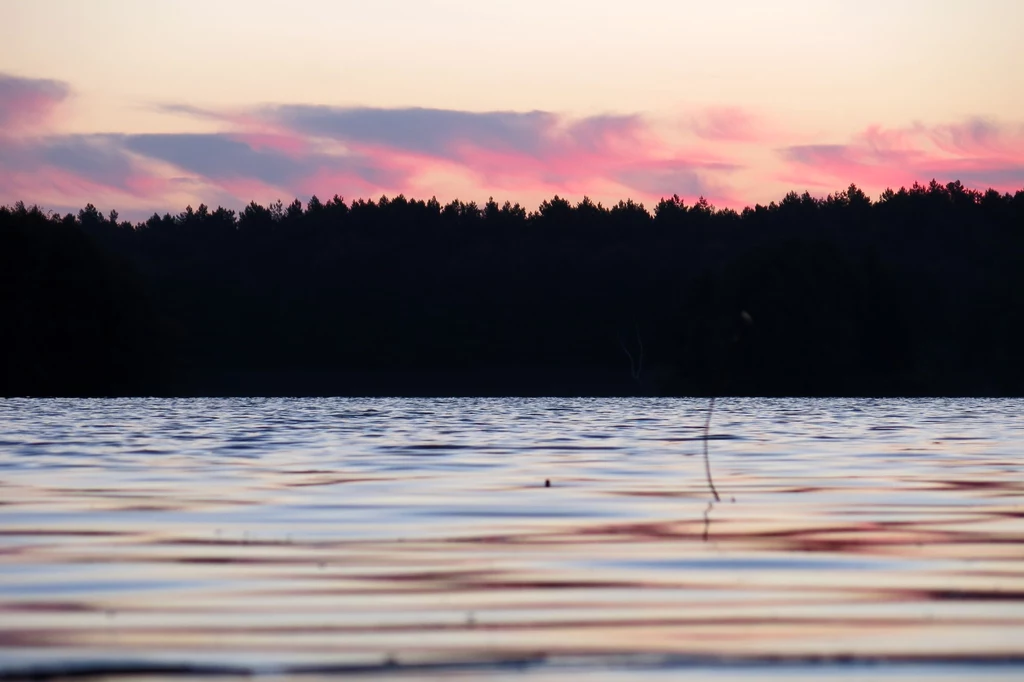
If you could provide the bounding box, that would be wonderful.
[3,180,1023,397]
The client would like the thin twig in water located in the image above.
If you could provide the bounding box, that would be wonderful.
[703,396,721,502]
[702,501,713,542]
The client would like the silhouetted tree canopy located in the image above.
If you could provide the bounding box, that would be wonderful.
[3,181,1023,396]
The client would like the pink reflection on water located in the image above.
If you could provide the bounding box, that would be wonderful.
[0,398,1022,675]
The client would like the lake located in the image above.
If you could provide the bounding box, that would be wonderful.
[1,398,1022,680]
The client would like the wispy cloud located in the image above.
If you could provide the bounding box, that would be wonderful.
[780,119,1024,192]
[266,106,565,159]
[689,107,764,143]
[3,71,1022,217]
[0,74,69,131]
[251,105,738,198]
[87,102,740,207]
[121,134,377,186]
[0,76,153,211]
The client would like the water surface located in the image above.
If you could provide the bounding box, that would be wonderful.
[1,398,1022,679]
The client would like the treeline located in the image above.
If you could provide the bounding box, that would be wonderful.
[3,180,1024,396]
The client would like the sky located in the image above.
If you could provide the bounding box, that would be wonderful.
[2,0,1023,218]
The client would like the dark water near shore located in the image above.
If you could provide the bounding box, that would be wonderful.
[1,398,1022,680]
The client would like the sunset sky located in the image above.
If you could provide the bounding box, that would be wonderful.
[2,0,1023,218]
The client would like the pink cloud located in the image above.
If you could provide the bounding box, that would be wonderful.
[926,119,1024,162]
[385,117,727,201]
[121,171,173,199]
[780,119,1024,194]
[0,166,155,215]
[690,107,764,143]
[192,107,738,207]
[0,74,70,132]
[7,71,1021,218]
[229,131,309,156]
[0,135,171,212]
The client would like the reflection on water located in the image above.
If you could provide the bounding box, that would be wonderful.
[0,398,1022,679]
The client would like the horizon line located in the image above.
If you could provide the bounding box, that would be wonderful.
[5,178,1024,224]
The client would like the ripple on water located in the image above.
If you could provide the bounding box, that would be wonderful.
[0,397,1022,679]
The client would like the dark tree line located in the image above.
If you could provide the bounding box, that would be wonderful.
[3,180,1024,396]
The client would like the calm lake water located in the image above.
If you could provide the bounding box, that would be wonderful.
[1,397,1022,681]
